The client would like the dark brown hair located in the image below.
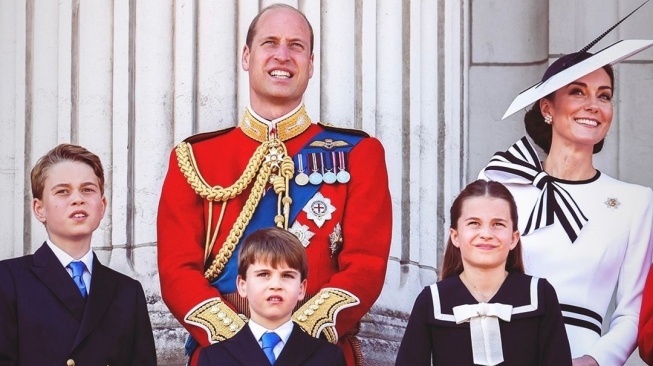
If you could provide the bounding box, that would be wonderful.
[31,143,105,200]
[238,227,308,280]
[245,4,314,54]
[525,63,614,154]
[440,180,524,280]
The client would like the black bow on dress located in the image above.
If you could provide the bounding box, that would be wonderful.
[483,137,588,243]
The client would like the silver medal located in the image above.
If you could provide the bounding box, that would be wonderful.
[295,154,309,186]
[309,153,323,185]
[295,173,309,186]
[336,151,350,183]
[323,171,337,184]
[336,170,350,183]
[309,172,323,185]
[323,151,337,184]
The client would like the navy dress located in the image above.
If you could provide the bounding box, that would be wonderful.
[395,272,572,366]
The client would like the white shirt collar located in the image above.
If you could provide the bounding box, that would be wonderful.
[248,318,294,346]
[46,240,94,274]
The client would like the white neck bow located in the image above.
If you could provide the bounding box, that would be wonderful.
[453,302,513,366]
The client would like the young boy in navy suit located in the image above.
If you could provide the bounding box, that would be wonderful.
[198,227,346,366]
[0,144,157,365]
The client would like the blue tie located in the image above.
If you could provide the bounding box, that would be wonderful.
[68,261,88,299]
[261,332,281,365]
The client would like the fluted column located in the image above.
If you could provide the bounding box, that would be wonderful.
[467,0,548,176]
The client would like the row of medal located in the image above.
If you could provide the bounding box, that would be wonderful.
[294,151,351,186]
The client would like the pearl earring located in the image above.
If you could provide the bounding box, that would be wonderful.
[544,114,552,125]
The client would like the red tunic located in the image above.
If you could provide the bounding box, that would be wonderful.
[157,118,392,366]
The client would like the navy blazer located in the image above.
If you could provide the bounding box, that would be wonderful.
[0,243,157,366]
[198,322,346,366]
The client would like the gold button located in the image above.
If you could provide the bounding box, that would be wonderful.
[67,359,75,366]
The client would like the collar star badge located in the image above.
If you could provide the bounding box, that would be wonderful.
[604,197,621,209]
[303,192,336,228]
[289,221,314,247]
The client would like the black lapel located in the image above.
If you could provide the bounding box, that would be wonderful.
[275,323,321,366]
[30,243,86,323]
[71,254,118,350]
[224,326,272,365]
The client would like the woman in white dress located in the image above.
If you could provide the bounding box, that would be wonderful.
[480,40,653,366]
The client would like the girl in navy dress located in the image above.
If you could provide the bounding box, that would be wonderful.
[395,180,571,366]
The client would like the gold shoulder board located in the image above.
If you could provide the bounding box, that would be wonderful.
[292,288,360,343]
[185,297,247,343]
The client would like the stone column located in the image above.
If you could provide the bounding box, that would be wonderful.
[467,0,549,176]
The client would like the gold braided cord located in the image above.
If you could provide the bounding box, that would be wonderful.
[175,137,294,282]
[204,200,214,261]
[203,139,295,281]
[203,160,271,281]
[278,155,295,190]
[176,141,271,202]
[177,140,266,264]
[282,193,292,229]
[204,201,228,263]
[272,174,286,228]
[276,156,295,229]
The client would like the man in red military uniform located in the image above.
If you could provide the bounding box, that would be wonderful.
[157,4,392,366]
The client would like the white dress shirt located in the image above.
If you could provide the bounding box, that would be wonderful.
[248,319,294,359]
[46,240,94,293]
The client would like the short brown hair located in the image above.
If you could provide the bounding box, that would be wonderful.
[238,227,308,280]
[245,4,314,54]
[440,180,524,280]
[31,143,105,200]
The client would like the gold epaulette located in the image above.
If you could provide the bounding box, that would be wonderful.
[318,122,370,138]
[292,288,360,343]
[185,297,247,343]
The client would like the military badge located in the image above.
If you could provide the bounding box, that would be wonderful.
[303,192,336,228]
[309,138,350,150]
[329,223,344,257]
[264,146,284,170]
[289,221,315,247]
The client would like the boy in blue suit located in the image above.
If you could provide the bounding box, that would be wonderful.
[198,227,346,366]
[0,144,157,365]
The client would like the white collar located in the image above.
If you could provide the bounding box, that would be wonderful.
[248,318,294,345]
[46,240,94,274]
